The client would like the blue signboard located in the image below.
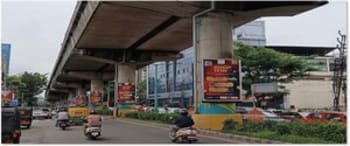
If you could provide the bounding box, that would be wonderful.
[1,43,11,76]
[10,99,18,107]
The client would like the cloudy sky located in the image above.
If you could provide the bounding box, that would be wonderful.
[1,1,348,77]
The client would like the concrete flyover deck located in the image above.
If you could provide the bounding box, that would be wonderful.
[46,1,327,98]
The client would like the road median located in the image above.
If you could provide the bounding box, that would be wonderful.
[114,117,285,144]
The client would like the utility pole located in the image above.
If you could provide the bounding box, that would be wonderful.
[154,64,158,112]
[332,30,347,111]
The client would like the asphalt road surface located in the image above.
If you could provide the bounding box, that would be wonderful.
[21,118,236,144]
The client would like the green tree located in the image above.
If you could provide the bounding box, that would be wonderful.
[6,72,48,106]
[233,42,308,97]
[136,80,147,104]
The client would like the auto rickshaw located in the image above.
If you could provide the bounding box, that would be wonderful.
[2,106,21,144]
[67,106,89,125]
[18,107,33,129]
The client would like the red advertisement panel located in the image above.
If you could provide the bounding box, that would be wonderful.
[90,90,102,104]
[117,83,135,104]
[203,59,240,102]
[1,90,14,104]
[75,96,84,106]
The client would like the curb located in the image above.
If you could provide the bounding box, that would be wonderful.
[117,118,285,144]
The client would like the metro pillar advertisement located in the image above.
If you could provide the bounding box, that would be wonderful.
[203,59,240,102]
[117,83,135,104]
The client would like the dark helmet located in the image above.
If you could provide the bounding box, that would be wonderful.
[90,111,97,114]
[180,110,188,116]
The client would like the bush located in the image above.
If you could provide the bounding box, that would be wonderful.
[223,119,238,131]
[124,112,181,124]
[221,119,346,143]
[96,108,113,115]
[275,122,292,135]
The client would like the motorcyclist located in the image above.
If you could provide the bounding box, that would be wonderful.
[56,108,69,127]
[84,111,102,129]
[175,110,194,128]
[170,110,195,138]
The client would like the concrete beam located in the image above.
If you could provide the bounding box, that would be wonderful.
[54,81,83,89]
[49,1,100,90]
[49,88,71,93]
[71,53,118,64]
[61,71,114,80]
[75,48,183,64]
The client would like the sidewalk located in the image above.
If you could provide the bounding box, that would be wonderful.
[103,116,285,144]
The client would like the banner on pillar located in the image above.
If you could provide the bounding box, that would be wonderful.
[90,90,102,104]
[203,59,240,102]
[1,90,14,105]
[75,96,84,106]
[117,82,135,104]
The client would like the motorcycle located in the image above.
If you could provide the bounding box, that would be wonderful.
[58,119,71,130]
[83,120,101,139]
[84,125,101,139]
[169,126,198,143]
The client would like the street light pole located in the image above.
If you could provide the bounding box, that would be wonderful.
[154,64,158,112]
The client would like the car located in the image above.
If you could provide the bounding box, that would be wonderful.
[42,108,52,118]
[243,108,289,123]
[51,110,57,118]
[32,109,51,119]
[304,111,346,125]
[236,101,257,114]
[278,111,304,122]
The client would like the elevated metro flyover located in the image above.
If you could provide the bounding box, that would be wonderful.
[46,1,327,108]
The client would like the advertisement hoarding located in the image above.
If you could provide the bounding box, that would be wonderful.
[203,59,240,102]
[1,43,11,77]
[117,82,135,104]
[90,90,102,105]
[1,90,14,104]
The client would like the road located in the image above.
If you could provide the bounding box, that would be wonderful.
[21,118,235,144]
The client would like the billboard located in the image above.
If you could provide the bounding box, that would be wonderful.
[203,59,240,102]
[117,82,135,104]
[90,90,102,104]
[75,95,84,106]
[1,90,14,104]
[1,43,11,77]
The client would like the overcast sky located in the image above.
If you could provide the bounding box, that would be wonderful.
[1,1,348,76]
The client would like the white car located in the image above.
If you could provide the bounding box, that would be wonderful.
[33,109,50,119]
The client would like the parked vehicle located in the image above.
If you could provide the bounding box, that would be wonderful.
[278,111,304,122]
[236,101,257,114]
[304,111,346,125]
[33,108,50,119]
[42,108,52,119]
[2,107,21,144]
[51,110,57,118]
[17,107,33,129]
[243,108,288,123]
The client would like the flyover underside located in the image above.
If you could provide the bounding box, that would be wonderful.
[47,1,326,97]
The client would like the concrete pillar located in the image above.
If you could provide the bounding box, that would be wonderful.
[116,64,136,116]
[194,12,234,114]
[118,64,136,83]
[76,88,86,96]
[90,80,104,111]
[76,87,86,106]
[68,91,76,106]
